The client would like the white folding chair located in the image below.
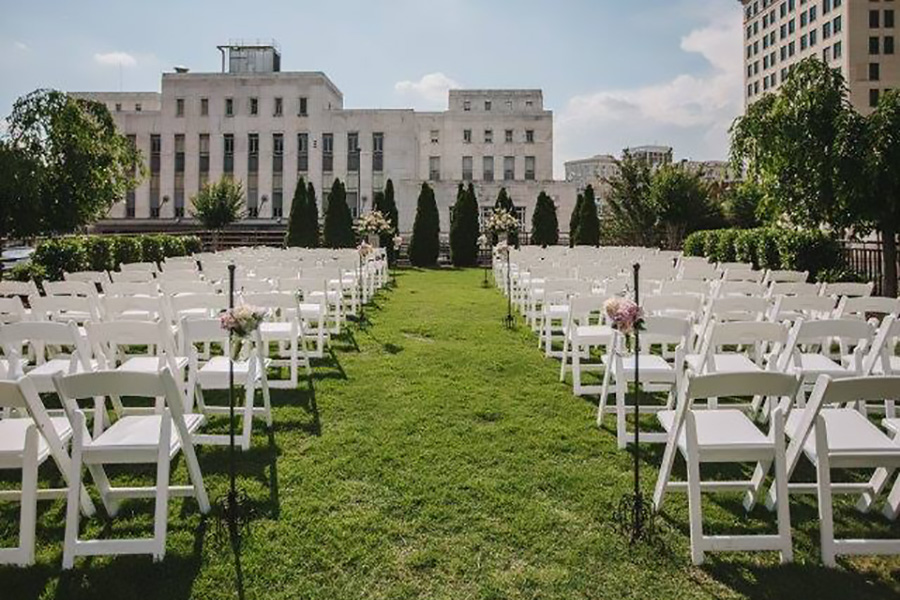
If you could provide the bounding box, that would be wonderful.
[836,296,900,323]
[768,294,836,323]
[767,375,900,566]
[597,316,690,449]
[0,296,28,325]
[653,371,799,565]
[764,269,808,284]
[53,369,209,568]
[0,377,96,566]
[241,292,312,388]
[820,281,874,298]
[559,294,612,395]
[110,269,155,283]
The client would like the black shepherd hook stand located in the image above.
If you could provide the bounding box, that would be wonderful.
[613,262,658,545]
[503,247,514,329]
[212,263,254,544]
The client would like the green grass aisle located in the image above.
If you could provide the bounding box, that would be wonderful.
[3,268,900,599]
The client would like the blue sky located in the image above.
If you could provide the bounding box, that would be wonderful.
[0,0,743,177]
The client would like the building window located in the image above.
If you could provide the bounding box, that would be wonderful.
[833,40,843,59]
[483,156,494,182]
[322,133,333,172]
[250,97,258,116]
[176,98,184,117]
[463,129,472,143]
[150,134,161,218]
[484,129,493,144]
[223,134,234,176]
[298,97,308,116]
[503,156,515,181]
[463,100,471,111]
[505,129,513,143]
[115,103,121,112]
[823,46,831,62]
[833,15,841,34]
[174,134,185,217]
[430,129,439,144]
[823,21,831,39]
[274,97,283,117]
[247,133,259,217]
[809,5,816,22]
[525,100,533,108]
[462,156,473,181]
[810,29,817,45]
[505,99,513,110]
[871,36,880,55]
[199,133,210,189]
[225,97,234,117]
[801,34,808,50]
[870,62,881,81]
[429,156,441,181]
[200,98,208,116]
[525,130,534,143]
[886,36,895,55]
[347,132,359,172]
[297,133,309,172]
[871,10,881,29]
[524,156,535,181]
[484,100,492,111]
[870,88,880,108]
[373,132,384,172]
[272,133,284,218]
[887,10,895,29]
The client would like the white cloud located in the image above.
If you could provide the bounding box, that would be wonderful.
[13,41,28,51]
[93,51,138,68]
[554,6,743,177]
[394,72,461,109]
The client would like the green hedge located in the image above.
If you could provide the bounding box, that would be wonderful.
[13,234,201,282]
[681,227,846,281]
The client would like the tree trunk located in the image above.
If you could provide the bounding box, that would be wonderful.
[882,226,898,298]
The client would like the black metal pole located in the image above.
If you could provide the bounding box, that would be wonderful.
[632,262,641,536]
[227,263,237,523]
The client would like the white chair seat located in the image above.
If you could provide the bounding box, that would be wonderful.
[573,325,613,344]
[870,356,900,375]
[796,354,852,378]
[884,418,900,436]
[544,305,569,317]
[786,409,900,460]
[601,354,673,378]
[117,356,189,373]
[685,353,760,373]
[259,322,294,337]
[659,409,773,455]
[0,417,73,465]
[86,413,205,458]
[26,359,98,379]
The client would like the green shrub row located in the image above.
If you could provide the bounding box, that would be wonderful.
[8,234,202,282]
[682,228,846,282]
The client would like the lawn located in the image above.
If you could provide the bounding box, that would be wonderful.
[3,268,900,599]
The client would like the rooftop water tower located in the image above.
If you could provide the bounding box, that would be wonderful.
[216,40,281,74]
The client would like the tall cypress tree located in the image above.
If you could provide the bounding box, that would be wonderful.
[375,179,400,263]
[569,192,584,247]
[531,191,559,247]
[285,176,307,247]
[323,178,354,248]
[574,184,600,246]
[450,183,479,266]
[304,181,320,247]
[409,182,440,266]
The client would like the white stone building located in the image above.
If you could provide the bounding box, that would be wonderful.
[72,43,578,235]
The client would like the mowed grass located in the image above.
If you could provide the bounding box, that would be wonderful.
[3,267,900,599]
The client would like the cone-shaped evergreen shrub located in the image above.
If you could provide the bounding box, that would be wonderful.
[531,191,559,246]
[450,183,479,266]
[323,178,354,248]
[409,182,440,266]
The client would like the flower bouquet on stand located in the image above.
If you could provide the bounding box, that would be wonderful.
[485,208,519,245]
[608,264,659,545]
[355,241,374,326]
[356,210,392,247]
[493,239,515,328]
[391,234,403,287]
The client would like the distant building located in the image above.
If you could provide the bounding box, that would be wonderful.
[623,145,673,169]
[740,0,899,113]
[71,42,579,234]
[679,160,740,185]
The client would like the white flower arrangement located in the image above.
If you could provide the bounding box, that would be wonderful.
[358,241,374,258]
[477,234,489,248]
[220,305,266,339]
[392,234,403,248]
[494,240,511,258]
[485,209,520,234]
[356,210,393,235]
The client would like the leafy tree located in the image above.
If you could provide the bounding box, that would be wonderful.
[190,177,245,250]
[0,141,42,243]
[305,182,320,248]
[450,183,479,266]
[573,184,600,246]
[651,164,721,249]
[531,191,559,246]
[409,182,440,267]
[493,187,519,246]
[569,192,584,247]
[602,154,656,246]
[375,179,400,263]
[323,178,355,248]
[285,176,307,247]
[859,91,900,296]
[722,181,766,229]
[2,89,143,235]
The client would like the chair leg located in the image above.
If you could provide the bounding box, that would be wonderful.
[17,426,39,566]
[882,469,900,521]
[597,362,612,426]
[685,413,705,566]
[241,383,254,451]
[814,416,837,568]
[153,411,172,562]
[559,335,569,383]
[616,374,627,450]
[572,341,582,395]
[63,412,86,570]
[856,468,894,514]
[771,409,793,563]
[744,460,771,511]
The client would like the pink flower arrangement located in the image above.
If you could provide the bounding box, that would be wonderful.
[604,297,645,336]
[220,305,266,339]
